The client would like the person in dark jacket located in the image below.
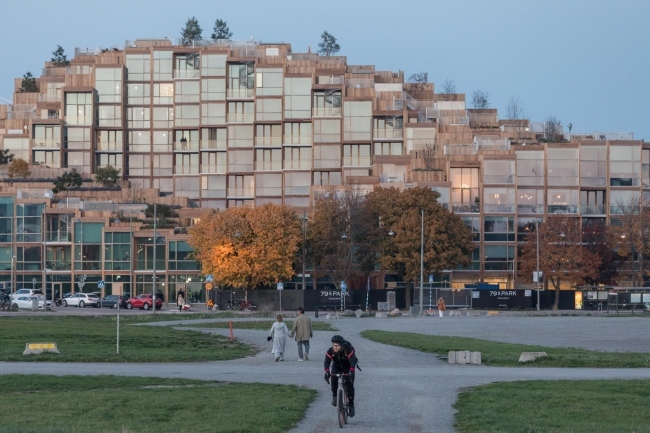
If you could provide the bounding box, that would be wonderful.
[324,334,357,417]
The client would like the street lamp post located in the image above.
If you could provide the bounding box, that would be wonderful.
[536,218,540,311]
[420,209,424,316]
[152,203,157,314]
[76,218,83,293]
[301,210,307,290]
[42,204,47,306]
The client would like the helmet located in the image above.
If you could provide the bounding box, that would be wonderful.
[331,335,345,345]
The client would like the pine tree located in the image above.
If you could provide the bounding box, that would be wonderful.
[211,19,232,40]
[51,45,70,67]
[317,31,340,56]
[18,72,38,93]
[181,16,203,45]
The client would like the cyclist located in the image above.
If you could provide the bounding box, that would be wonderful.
[324,334,357,417]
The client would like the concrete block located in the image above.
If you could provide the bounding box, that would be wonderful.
[455,350,469,364]
[518,352,548,363]
[354,309,365,318]
[487,311,499,316]
[24,342,60,355]
[448,351,456,364]
[375,312,388,319]
[470,351,482,365]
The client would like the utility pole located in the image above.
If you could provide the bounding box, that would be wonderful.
[152,204,157,314]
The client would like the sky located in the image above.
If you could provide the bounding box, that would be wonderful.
[1,0,648,140]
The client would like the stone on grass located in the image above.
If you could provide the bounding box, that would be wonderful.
[519,352,547,363]
[375,312,388,319]
[354,309,366,318]
[389,308,401,316]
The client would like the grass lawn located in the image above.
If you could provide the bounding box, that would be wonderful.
[0,375,315,433]
[0,316,254,362]
[455,379,650,433]
[361,330,650,367]
[178,320,336,332]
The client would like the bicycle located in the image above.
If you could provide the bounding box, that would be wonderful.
[225,299,241,311]
[331,373,350,427]
[239,299,253,311]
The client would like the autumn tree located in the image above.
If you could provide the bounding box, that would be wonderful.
[317,31,340,56]
[52,171,82,194]
[51,45,70,67]
[581,220,620,286]
[18,72,38,93]
[307,186,380,291]
[610,195,650,286]
[518,216,600,309]
[181,16,203,45]
[366,186,475,302]
[211,19,232,40]
[188,204,301,289]
[7,158,30,179]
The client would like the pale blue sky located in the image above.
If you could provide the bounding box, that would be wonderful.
[1,0,648,140]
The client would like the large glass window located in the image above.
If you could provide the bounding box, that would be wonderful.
[284,147,312,170]
[153,131,172,152]
[255,148,282,171]
[228,125,254,148]
[152,154,173,176]
[127,154,150,176]
[374,142,404,156]
[174,54,200,79]
[228,63,254,98]
[228,150,254,172]
[95,68,122,103]
[256,68,283,96]
[201,175,226,199]
[127,107,151,128]
[201,128,226,150]
[174,81,200,103]
[580,190,605,215]
[483,188,515,213]
[227,101,254,123]
[484,245,514,271]
[0,197,14,243]
[168,241,198,270]
[153,83,174,105]
[97,106,122,127]
[175,153,199,175]
[313,119,341,143]
[153,51,172,81]
[284,172,311,196]
[313,145,340,169]
[517,217,542,242]
[313,91,341,117]
[450,167,479,213]
[17,203,44,243]
[201,78,225,101]
[33,125,61,147]
[125,54,151,81]
[284,77,311,119]
[74,222,104,271]
[97,154,123,171]
[643,149,650,188]
[580,146,606,187]
[135,236,166,271]
[256,98,282,121]
[67,151,91,174]
[126,83,150,105]
[515,150,544,186]
[17,246,42,271]
[547,148,578,186]
[548,189,579,214]
[484,160,515,184]
[457,246,480,271]
[516,189,544,214]
[201,151,226,173]
[153,107,174,128]
[374,117,403,139]
[461,216,480,241]
[610,190,639,215]
[284,123,312,146]
[201,103,225,125]
[343,101,372,141]
[174,130,199,151]
[255,173,282,196]
[66,127,92,151]
[314,171,341,186]
[104,232,131,271]
[610,145,641,187]
[3,138,29,161]
[201,54,226,76]
[484,217,515,242]
[343,144,371,166]
[228,175,254,196]
[256,124,281,146]
[128,131,151,153]
[65,93,93,125]
[33,150,61,168]
[174,105,199,127]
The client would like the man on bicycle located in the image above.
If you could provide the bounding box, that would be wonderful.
[324,334,357,417]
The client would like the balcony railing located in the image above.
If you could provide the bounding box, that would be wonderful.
[283,136,312,146]
[476,137,510,151]
[444,143,478,155]
[346,79,374,89]
[200,140,226,151]
[452,202,480,213]
[342,157,372,167]
[96,142,123,152]
[175,165,200,175]
[379,174,405,183]
[548,205,579,214]
[570,132,634,141]
[174,141,199,152]
[227,113,254,123]
[255,161,282,171]
[313,107,341,117]
[255,137,282,147]
[31,139,61,149]
[64,116,93,125]
[173,70,200,79]
[227,88,254,99]
[484,174,514,184]
[200,164,226,174]
[483,204,516,213]
[373,129,403,139]
[227,188,254,197]
[46,260,71,271]
[516,205,544,214]
[581,204,606,215]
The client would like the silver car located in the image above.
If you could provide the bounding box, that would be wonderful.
[12,296,52,310]
[62,293,99,308]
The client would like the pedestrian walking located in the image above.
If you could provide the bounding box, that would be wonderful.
[176,291,185,312]
[437,297,446,319]
[268,314,289,361]
[290,307,313,361]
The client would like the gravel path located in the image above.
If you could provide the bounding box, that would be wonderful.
[2,313,650,432]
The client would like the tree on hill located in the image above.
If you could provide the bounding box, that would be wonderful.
[7,158,30,179]
[51,45,70,67]
[518,216,600,310]
[439,79,456,101]
[543,115,563,142]
[318,31,340,56]
[471,89,489,109]
[95,165,121,186]
[181,16,203,45]
[407,72,429,99]
[52,171,82,194]
[188,204,301,289]
[18,72,38,93]
[211,19,232,40]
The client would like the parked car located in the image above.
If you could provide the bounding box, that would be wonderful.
[126,294,163,310]
[97,295,129,309]
[62,293,99,308]
[11,289,43,300]
[12,296,52,310]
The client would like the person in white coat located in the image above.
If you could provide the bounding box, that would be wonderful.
[268,314,289,362]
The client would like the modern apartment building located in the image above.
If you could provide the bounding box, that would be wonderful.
[0,38,646,299]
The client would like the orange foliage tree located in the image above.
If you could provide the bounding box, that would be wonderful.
[188,204,301,289]
[518,216,600,309]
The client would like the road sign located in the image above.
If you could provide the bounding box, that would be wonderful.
[98,280,105,289]
[340,281,347,292]
[206,275,214,282]
[533,271,543,283]
[205,283,214,291]
[32,278,37,287]
[428,275,434,283]
[277,282,284,291]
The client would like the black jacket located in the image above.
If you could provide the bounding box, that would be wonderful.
[324,344,357,373]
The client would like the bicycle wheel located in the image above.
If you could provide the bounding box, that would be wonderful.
[343,389,349,424]
[338,388,345,428]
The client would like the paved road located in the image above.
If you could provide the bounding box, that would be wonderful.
[2,312,650,432]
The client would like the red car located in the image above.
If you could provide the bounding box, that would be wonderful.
[126,294,163,310]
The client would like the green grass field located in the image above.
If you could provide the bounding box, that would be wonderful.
[0,375,315,433]
[455,379,650,433]
[361,330,650,367]
[0,316,253,362]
